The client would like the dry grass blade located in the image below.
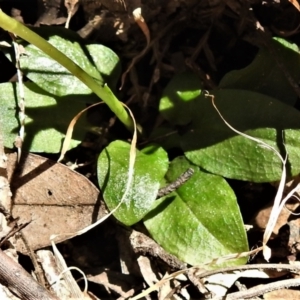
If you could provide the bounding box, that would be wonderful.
[57,102,104,163]
[289,0,300,11]
[51,242,84,298]
[51,102,137,299]
[55,103,137,238]
[206,92,289,261]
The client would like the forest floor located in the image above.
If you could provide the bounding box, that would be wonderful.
[1,0,300,299]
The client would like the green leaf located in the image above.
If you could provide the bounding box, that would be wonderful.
[97,141,169,226]
[0,82,96,152]
[181,89,300,182]
[85,44,121,91]
[5,27,121,96]
[144,156,248,267]
[159,72,202,125]
[219,38,300,106]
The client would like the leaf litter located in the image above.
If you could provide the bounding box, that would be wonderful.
[2,1,300,295]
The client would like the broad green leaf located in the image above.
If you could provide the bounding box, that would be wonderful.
[97,141,169,226]
[86,44,120,90]
[181,89,300,182]
[5,27,121,96]
[0,82,97,152]
[219,38,300,105]
[144,156,248,267]
[159,72,202,125]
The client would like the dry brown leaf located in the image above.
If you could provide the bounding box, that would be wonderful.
[251,199,300,235]
[7,152,106,254]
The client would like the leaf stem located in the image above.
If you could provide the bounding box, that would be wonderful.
[0,9,134,131]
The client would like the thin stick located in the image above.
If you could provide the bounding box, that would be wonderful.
[194,263,300,279]
[215,277,300,300]
[10,33,25,162]
[0,248,58,300]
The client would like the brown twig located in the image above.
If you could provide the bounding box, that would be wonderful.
[0,248,58,300]
[193,263,300,279]
[215,277,300,300]
[129,229,187,270]
[0,221,29,247]
[21,231,47,287]
[193,264,300,300]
